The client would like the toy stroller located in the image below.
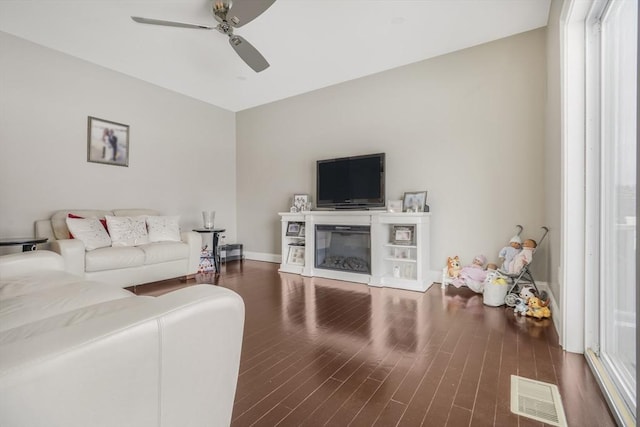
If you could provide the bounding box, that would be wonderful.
[502,226,550,307]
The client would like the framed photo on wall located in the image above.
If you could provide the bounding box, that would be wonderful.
[87,116,129,167]
[402,191,427,212]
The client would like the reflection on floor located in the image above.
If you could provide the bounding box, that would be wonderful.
[133,260,615,427]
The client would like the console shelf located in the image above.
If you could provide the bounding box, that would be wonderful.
[279,215,306,274]
[278,211,436,292]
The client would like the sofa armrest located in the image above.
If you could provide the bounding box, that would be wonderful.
[50,239,86,276]
[0,284,245,427]
[0,251,65,278]
[181,231,202,275]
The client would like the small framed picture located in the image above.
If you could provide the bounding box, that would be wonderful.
[402,191,427,212]
[87,116,129,167]
[392,225,414,245]
[287,246,305,265]
[298,225,306,237]
[387,200,403,212]
[403,264,415,279]
[286,222,302,236]
[292,194,309,212]
[394,247,410,259]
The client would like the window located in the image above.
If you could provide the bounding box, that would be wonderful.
[583,0,638,420]
[598,0,637,414]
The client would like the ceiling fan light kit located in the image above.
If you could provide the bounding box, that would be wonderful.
[131,0,275,72]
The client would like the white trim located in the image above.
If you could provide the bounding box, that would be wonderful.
[245,251,280,264]
[559,0,589,353]
[585,348,637,427]
[537,281,562,340]
[583,0,606,353]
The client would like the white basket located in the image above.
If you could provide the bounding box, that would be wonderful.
[483,274,509,306]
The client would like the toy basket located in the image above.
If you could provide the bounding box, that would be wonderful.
[483,271,509,306]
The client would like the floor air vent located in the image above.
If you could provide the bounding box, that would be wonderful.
[510,375,568,427]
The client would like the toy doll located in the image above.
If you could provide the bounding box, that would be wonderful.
[452,254,488,293]
[508,239,537,274]
[498,235,522,272]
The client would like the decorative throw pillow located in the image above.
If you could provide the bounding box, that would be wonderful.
[146,215,181,242]
[105,215,150,247]
[67,213,108,238]
[65,217,112,251]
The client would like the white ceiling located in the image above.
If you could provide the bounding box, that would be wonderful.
[0,0,551,112]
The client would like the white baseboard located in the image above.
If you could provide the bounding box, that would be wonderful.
[244,251,280,264]
[536,281,562,342]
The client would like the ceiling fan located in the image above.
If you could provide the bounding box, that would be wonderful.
[131,0,276,72]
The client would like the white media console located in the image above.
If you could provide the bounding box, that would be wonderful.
[279,211,438,292]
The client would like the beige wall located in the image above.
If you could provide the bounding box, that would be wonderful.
[237,28,549,277]
[0,32,237,249]
[545,0,563,303]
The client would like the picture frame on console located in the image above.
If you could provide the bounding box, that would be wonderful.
[392,225,415,245]
[287,246,305,265]
[387,200,403,213]
[286,221,302,236]
[292,194,309,212]
[402,191,427,212]
[87,116,129,167]
[394,247,410,259]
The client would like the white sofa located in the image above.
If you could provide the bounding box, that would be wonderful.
[35,209,201,288]
[0,250,244,427]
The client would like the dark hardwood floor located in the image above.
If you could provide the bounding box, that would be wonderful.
[132,260,616,427]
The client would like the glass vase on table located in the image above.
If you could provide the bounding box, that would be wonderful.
[202,211,216,230]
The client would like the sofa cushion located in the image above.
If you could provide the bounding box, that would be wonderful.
[0,282,133,332]
[105,215,150,247]
[85,246,145,272]
[50,210,114,240]
[0,295,151,345]
[146,215,181,243]
[66,217,112,251]
[0,270,89,300]
[138,242,189,265]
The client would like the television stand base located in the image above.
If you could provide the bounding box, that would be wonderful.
[279,210,437,293]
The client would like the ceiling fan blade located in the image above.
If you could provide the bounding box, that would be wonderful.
[228,35,269,72]
[131,16,215,30]
[227,0,277,28]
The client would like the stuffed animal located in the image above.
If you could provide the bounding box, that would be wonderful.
[447,256,461,278]
[519,286,536,302]
[514,297,528,316]
[526,297,551,319]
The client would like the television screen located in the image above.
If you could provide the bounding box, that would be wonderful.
[316,153,385,209]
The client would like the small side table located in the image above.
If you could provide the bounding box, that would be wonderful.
[220,243,243,264]
[0,237,48,252]
[192,229,226,273]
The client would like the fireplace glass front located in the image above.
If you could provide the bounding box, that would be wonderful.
[315,225,371,274]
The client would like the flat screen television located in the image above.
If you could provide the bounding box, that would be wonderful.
[316,153,385,209]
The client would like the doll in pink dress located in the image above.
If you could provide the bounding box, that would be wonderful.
[452,254,488,293]
[508,239,537,274]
